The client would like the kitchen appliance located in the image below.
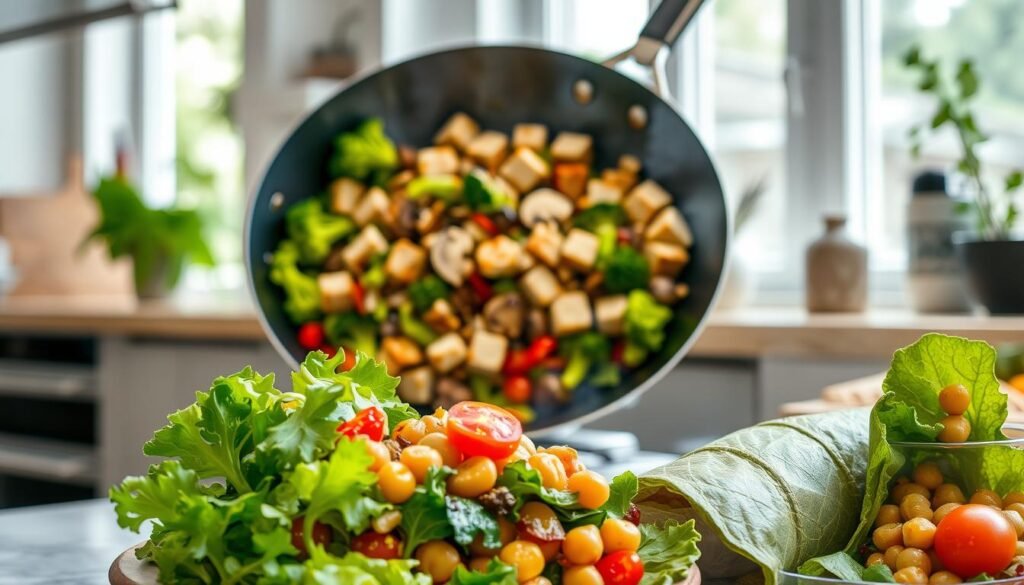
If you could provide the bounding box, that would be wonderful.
[245,0,729,434]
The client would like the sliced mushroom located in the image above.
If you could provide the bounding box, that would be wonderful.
[535,373,569,404]
[650,276,678,305]
[519,188,574,228]
[483,292,526,338]
[323,244,347,272]
[435,378,473,409]
[430,226,474,286]
[524,308,548,341]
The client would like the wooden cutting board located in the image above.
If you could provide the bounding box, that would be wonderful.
[109,544,703,585]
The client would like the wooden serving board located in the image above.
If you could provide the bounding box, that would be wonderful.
[110,544,702,585]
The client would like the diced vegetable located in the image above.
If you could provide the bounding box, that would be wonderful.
[324,312,379,357]
[464,170,512,212]
[408,274,450,313]
[604,246,651,294]
[297,322,325,351]
[270,240,322,324]
[398,302,439,346]
[559,332,612,391]
[574,203,627,267]
[407,174,463,202]
[622,290,672,367]
[328,118,399,184]
[285,198,355,265]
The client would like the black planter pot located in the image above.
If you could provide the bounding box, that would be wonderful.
[955,238,1024,314]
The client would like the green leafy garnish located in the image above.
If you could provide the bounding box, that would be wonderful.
[638,519,702,585]
[449,559,518,585]
[400,466,455,557]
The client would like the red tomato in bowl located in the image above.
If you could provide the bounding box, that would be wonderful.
[934,504,1017,578]
[337,406,386,441]
[446,401,522,459]
[596,550,645,585]
[351,531,402,559]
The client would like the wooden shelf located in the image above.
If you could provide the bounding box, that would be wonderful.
[0,432,97,485]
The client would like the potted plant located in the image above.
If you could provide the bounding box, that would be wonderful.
[905,46,1024,314]
[84,175,215,298]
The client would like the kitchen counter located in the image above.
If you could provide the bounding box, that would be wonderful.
[1,295,1022,358]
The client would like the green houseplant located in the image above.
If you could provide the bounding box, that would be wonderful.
[905,46,1024,314]
[84,175,215,298]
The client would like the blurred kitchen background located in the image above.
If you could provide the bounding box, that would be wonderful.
[0,0,1022,508]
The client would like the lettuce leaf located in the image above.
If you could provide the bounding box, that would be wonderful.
[497,460,579,516]
[400,466,455,557]
[445,496,502,549]
[602,471,639,519]
[638,519,701,585]
[304,548,430,585]
[448,559,518,585]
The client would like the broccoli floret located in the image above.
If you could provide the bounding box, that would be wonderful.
[408,275,450,313]
[623,289,673,367]
[464,170,512,211]
[328,118,399,184]
[285,198,355,265]
[604,246,650,294]
[268,240,321,324]
[559,332,611,391]
[362,252,388,290]
[324,312,379,357]
[590,362,622,388]
[398,302,438,346]
[574,203,626,266]
[407,175,463,202]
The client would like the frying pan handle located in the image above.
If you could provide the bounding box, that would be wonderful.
[639,0,706,50]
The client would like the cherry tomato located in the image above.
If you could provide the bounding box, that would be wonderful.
[526,335,558,364]
[934,504,1017,578]
[504,337,559,375]
[319,344,337,358]
[467,272,494,303]
[351,531,403,560]
[351,281,366,315]
[503,376,533,404]
[503,350,533,376]
[596,550,645,585]
[337,406,387,441]
[297,322,325,350]
[447,401,523,460]
[291,516,331,557]
[471,213,500,236]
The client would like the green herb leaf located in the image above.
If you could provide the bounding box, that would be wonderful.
[400,466,456,557]
[449,559,518,585]
[1006,171,1024,193]
[638,519,702,585]
[445,496,502,549]
[956,59,979,99]
[602,472,639,519]
[497,461,579,516]
[863,563,896,583]
[798,551,867,581]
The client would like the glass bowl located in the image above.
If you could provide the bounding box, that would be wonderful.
[777,571,1024,585]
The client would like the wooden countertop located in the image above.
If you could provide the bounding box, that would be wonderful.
[0,295,1022,358]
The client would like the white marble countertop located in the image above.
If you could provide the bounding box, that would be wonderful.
[0,499,140,584]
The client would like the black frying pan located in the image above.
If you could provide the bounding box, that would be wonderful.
[245,0,728,434]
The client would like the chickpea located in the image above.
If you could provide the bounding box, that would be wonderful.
[884,545,906,571]
[939,384,971,415]
[866,552,886,567]
[419,432,462,468]
[447,456,498,498]
[519,435,538,456]
[902,517,937,549]
[529,453,568,490]
[970,488,1002,508]
[892,482,930,504]
[401,445,444,483]
[601,517,642,553]
[535,539,561,562]
[913,462,944,490]
[523,579,553,585]
[897,547,932,574]
[541,445,584,476]
[1004,491,1024,507]
[372,510,402,534]
[877,504,902,527]
[470,516,516,556]
[932,484,966,507]
[1016,541,1024,556]
[900,494,933,522]
[394,418,427,445]
[563,565,604,585]
[933,503,961,524]
[421,413,446,435]
[563,525,604,565]
[363,438,392,471]
[894,567,928,584]
[567,470,611,510]
[938,415,971,443]
[929,571,963,585]
[1003,510,1024,537]
[415,540,463,583]
[519,502,565,543]
[499,541,545,582]
[874,523,904,550]
[378,461,416,504]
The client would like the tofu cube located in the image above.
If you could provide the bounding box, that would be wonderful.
[553,162,589,199]
[423,299,461,333]
[466,131,509,170]
[595,295,628,336]
[644,241,690,277]
[398,365,435,404]
[418,146,460,176]
[520,265,562,307]
[550,132,593,162]
[342,225,389,272]
[561,229,600,270]
[623,180,672,225]
[525,221,563,267]
[618,154,642,174]
[467,329,508,375]
[499,147,550,193]
[385,239,427,284]
[602,168,638,192]
[512,123,548,152]
[550,291,592,336]
[434,112,480,152]
[586,178,623,205]
[381,336,424,371]
[646,207,693,248]
[318,271,355,313]
[476,235,526,278]
[426,332,468,373]
[329,177,365,216]
[352,186,390,226]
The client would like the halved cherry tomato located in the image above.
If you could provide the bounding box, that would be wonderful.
[596,550,645,585]
[934,504,1017,578]
[351,281,366,315]
[351,531,403,560]
[471,213,500,236]
[503,336,559,375]
[291,516,331,557]
[297,322,325,350]
[446,401,523,460]
[467,272,494,303]
[337,406,387,441]
[503,375,532,404]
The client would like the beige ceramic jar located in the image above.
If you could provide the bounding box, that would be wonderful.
[805,215,867,312]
